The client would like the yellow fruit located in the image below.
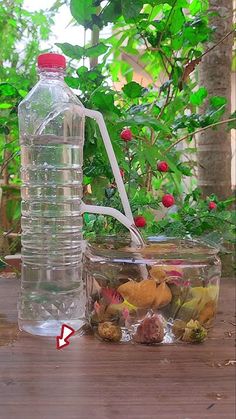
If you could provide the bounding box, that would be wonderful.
[117,279,157,308]
[149,266,167,283]
[183,286,219,313]
[152,282,172,309]
[198,301,216,325]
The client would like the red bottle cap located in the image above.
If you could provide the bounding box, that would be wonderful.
[37,53,66,69]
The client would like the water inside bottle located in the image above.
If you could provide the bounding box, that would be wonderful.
[19,135,85,336]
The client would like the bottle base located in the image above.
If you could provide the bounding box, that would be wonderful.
[18,319,85,337]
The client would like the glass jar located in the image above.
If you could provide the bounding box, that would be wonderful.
[84,237,221,345]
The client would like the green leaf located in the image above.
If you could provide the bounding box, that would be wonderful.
[100,1,122,25]
[70,0,96,28]
[91,176,108,200]
[210,96,227,108]
[91,91,115,111]
[0,83,18,97]
[57,42,108,61]
[18,89,28,98]
[65,76,80,89]
[190,87,208,106]
[166,0,188,5]
[122,81,143,98]
[85,43,109,58]
[120,61,133,83]
[0,125,10,135]
[77,66,88,76]
[152,177,163,191]
[0,103,13,109]
[170,8,185,34]
[177,163,192,176]
[56,43,84,60]
[144,147,158,168]
[121,0,144,20]
[172,34,184,50]
[189,0,208,14]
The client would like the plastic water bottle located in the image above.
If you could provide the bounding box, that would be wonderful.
[18,53,86,336]
[18,53,143,337]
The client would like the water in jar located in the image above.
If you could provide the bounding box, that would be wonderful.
[84,238,221,344]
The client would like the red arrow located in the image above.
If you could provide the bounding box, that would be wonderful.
[56,324,75,350]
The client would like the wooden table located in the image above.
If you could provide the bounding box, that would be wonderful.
[0,275,235,419]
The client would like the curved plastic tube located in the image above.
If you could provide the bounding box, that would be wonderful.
[81,203,141,245]
[81,108,134,223]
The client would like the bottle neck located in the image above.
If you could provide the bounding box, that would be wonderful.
[38,68,65,81]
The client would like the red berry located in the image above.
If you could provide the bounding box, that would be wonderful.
[208,201,217,211]
[120,128,132,142]
[162,194,175,208]
[119,168,125,178]
[157,161,169,172]
[134,216,147,228]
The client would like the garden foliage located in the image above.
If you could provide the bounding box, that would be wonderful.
[0,0,235,250]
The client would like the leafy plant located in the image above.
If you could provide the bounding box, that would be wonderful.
[0,0,235,258]
[57,0,236,246]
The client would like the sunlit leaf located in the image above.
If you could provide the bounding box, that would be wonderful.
[0,103,13,109]
[0,83,18,97]
[169,8,185,34]
[210,96,227,108]
[190,87,208,106]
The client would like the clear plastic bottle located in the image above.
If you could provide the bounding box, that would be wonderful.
[18,53,86,336]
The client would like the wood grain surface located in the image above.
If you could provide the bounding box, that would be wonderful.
[0,275,235,419]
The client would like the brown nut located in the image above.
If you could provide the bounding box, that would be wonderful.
[133,314,164,344]
[97,322,122,342]
[172,319,186,339]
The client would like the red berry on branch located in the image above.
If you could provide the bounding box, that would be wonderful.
[134,216,147,228]
[120,128,132,142]
[157,161,169,172]
[208,201,217,211]
[162,194,175,208]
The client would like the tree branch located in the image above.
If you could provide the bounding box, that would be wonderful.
[200,29,235,60]
[164,118,236,154]
[0,151,19,176]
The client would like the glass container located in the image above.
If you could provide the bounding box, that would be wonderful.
[84,237,221,345]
